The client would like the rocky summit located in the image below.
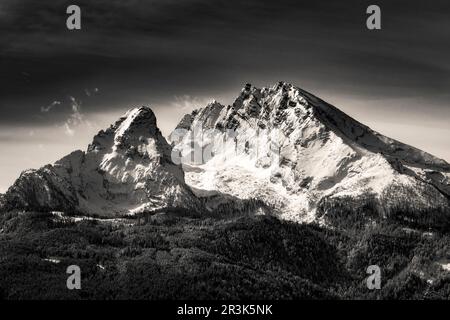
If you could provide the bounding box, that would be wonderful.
[171,82,450,222]
[2,106,201,216]
[1,83,449,224]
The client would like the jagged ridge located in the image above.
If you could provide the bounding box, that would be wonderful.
[171,82,450,222]
[2,106,201,216]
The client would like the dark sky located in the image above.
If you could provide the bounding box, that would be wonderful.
[0,0,449,191]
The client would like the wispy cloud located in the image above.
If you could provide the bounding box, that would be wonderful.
[84,87,100,97]
[38,90,99,137]
[171,95,214,112]
[40,100,61,113]
[62,96,88,137]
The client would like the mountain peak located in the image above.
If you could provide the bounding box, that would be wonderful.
[3,83,449,222]
[273,81,294,91]
[88,106,164,154]
[241,81,294,92]
[3,104,201,216]
[207,99,221,106]
[116,106,158,137]
[171,82,450,221]
[225,83,449,170]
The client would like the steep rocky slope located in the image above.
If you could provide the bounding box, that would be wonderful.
[2,107,201,216]
[170,82,450,222]
[1,82,448,223]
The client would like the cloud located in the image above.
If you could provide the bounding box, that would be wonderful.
[63,123,75,137]
[40,100,61,112]
[62,96,88,137]
[171,95,214,111]
[37,94,95,137]
[0,0,448,156]
[84,87,100,97]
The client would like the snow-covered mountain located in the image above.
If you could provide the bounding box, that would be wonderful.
[1,82,449,222]
[2,107,201,216]
[170,82,450,222]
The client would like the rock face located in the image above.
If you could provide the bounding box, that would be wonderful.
[3,107,201,216]
[171,82,450,222]
[1,83,449,222]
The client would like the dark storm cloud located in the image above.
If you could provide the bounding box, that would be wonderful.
[0,0,449,126]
